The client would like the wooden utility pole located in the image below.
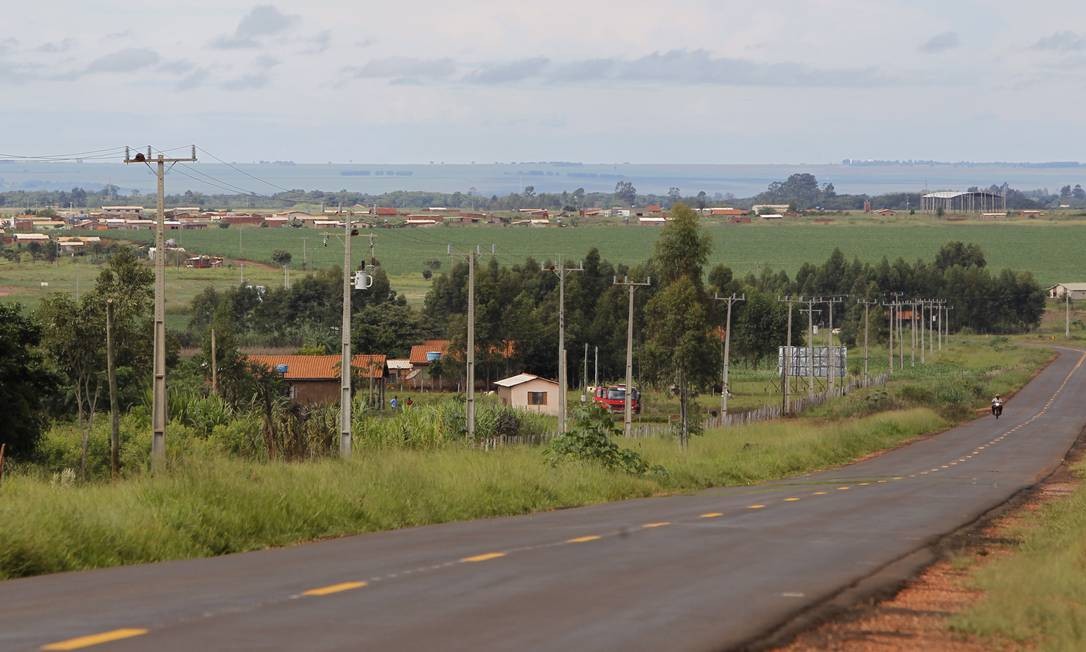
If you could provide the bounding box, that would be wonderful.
[713,293,745,421]
[124,145,196,468]
[106,299,120,479]
[614,276,651,437]
[552,255,583,434]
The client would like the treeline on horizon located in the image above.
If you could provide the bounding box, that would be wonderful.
[2,172,1081,213]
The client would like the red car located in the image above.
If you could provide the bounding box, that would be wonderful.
[593,385,641,415]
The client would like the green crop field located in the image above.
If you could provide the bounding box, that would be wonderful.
[7,219,1081,323]
[78,220,1085,290]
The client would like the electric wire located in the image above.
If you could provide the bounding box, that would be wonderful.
[196,146,294,193]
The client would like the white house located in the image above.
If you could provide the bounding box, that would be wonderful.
[494,373,560,416]
[1048,283,1086,300]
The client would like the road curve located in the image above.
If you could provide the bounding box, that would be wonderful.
[4,348,1085,652]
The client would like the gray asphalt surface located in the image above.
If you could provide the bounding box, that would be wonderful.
[4,348,1084,652]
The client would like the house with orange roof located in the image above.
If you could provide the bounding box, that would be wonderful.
[247,353,388,406]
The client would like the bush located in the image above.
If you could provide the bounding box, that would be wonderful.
[545,405,662,477]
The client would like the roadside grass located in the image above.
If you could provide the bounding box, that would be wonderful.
[0,335,1054,581]
[949,460,1086,650]
[0,408,942,580]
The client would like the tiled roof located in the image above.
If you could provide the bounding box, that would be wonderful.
[408,339,450,365]
[248,354,387,380]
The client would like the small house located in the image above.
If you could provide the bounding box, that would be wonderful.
[494,373,560,416]
[1048,283,1086,300]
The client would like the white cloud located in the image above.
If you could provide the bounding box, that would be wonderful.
[1032,31,1086,52]
[85,48,161,74]
[211,4,300,49]
[920,32,960,53]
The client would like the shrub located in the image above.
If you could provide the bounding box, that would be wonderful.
[545,405,662,477]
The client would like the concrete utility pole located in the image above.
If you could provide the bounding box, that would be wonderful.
[778,296,803,414]
[1067,293,1072,339]
[713,293,745,421]
[594,345,599,388]
[614,276,651,437]
[800,304,821,400]
[885,300,895,373]
[210,328,218,395]
[823,297,844,394]
[106,299,120,479]
[449,244,488,439]
[124,145,196,468]
[919,300,926,364]
[858,298,877,383]
[583,342,589,401]
[552,255,583,434]
[339,215,355,458]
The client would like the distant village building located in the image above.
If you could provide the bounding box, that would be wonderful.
[1048,283,1086,300]
[493,373,560,416]
[408,339,451,389]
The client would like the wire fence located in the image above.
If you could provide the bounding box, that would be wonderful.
[478,372,891,448]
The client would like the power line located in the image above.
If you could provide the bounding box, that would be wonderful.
[0,146,125,161]
[196,147,294,193]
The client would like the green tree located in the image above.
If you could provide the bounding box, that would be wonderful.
[643,204,715,445]
[614,180,637,206]
[0,304,59,459]
[271,249,292,267]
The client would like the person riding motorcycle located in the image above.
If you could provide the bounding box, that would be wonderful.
[991,395,1003,418]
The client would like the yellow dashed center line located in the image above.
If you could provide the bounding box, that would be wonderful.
[699,512,724,519]
[783,497,801,502]
[837,486,851,491]
[41,629,149,650]
[302,581,367,596]
[641,521,671,528]
[566,535,602,543]
[812,491,829,495]
[748,504,766,510]
[461,552,507,563]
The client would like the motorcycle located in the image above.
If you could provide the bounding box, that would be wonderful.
[991,401,1003,419]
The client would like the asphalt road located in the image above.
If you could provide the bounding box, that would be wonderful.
[5,348,1085,652]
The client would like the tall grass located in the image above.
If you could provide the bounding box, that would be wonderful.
[0,408,941,580]
[950,461,1086,650]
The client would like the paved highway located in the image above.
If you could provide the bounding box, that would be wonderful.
[4,348,1084,652]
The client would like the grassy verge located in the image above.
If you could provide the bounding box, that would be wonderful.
[0,337,1053,581]
[950,460,1086,650]
[0,408,942,580]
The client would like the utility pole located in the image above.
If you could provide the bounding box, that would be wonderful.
[778,296,802,414]
[583,342,589,401]
[858,298,877,383]
[801,302,821,400]
[552,255,583,434]
[884,299,894,373]
[1067,293,1072,339]
[823,296,844,394]
[919,300,926,364]
[210,327,218,395]
[594,345,599,388]
[106,299,120,479]
[714,293,745,421]
[450,244,488,439]
[367,233,377,267]
[339,215,355,458]
[124,145,196,468]
[614,276,651,437]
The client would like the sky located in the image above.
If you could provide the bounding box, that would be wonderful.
[1,1,1084,164]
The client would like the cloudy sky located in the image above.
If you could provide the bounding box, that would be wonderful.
[1,1,1083,163]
